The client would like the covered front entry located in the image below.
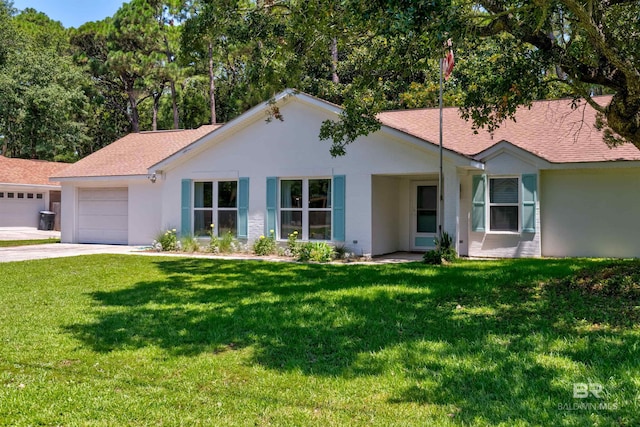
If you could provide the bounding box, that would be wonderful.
[78,187,128,244]
[371,174,440,256]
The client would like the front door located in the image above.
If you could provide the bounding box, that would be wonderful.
[411,181,438,250]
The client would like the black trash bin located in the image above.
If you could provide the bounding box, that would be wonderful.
[38,211,56,231]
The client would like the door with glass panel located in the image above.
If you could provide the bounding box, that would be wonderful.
[412,181,438,250]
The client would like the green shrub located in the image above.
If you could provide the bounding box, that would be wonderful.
[422,231,457,265]
[437,231,457,262]
[207,224,220,253]
[422,249,443,265]
[208,236,220,253]
[253,231,277,256]
[286,230,301,257]
[333,244,348,260]
[180,235,201,253]
[219,231,236,254]
[153,229,178,251]
[297,241,334,263]
[207,223,240,254]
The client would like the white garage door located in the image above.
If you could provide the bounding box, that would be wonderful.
[78,188,128,244]
[0,191,46,227]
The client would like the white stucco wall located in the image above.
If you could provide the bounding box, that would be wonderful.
[540,167,640,258]
[345,173,373,255]
[458,171,470,256]
[397,178,411,251]
[59,183,75,243]
[128,181,163,245]
[443,163,462,252]
[160,97,461,256]
[466,151,542,258]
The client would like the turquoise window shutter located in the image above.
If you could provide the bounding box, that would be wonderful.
[471,175,486,232]
[181,179,192,236]
[333,175,346,241]
[521,174,537,233]
[266,177,277,236]
[238,177,249,238]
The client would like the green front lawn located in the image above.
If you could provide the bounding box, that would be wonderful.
[0,238,60,248]
[0,256,638,426]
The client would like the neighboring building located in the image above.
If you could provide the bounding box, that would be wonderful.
[52,90,640,258]
[0,156,67,229]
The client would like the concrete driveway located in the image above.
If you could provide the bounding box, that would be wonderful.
[0,243,141,263]
[0,227,61,241]
[0,227,142,263]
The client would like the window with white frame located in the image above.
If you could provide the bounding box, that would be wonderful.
[193,181,238,237]
[489,177,519,232]
[280,178,331,240]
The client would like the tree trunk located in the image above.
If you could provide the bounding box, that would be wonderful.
[1,135,6,157]
[331,37,339,84]
[152,91,161,131]
[128,91,140,133]
[30,131,36,159]
[162,33,180,130]
[209,42,217,124]
[170,80,179,129]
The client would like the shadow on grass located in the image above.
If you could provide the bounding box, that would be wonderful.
[65,257,640,424]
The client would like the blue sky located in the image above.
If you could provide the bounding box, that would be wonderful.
[12,1,128,28]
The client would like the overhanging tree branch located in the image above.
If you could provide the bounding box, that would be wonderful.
[560,0,638,80]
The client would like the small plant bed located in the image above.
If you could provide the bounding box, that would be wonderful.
[0,238,60,248]
[151,227,369,263]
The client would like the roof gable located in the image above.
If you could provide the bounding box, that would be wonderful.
[474,140,551,167]
[0,156,68,186]
[151,89,478,173]
[149,90,337,172]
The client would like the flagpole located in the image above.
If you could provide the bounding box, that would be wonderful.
[438,54,444,240]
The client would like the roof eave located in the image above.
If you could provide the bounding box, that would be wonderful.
[51,174,149,182]
[475,141,640,169]
[0,182,61,189]
[545,159,640,169]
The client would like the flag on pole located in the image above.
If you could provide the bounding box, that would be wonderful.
[437,38,453,239]
[442,39,455,80]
